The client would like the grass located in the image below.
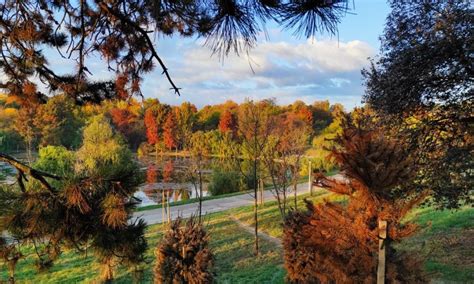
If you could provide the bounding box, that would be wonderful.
[1,212,285,283]
[2,189,472,283]
[396,206,474,282]
[231,192,474,282]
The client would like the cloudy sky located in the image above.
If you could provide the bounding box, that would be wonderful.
[51,0,390,110]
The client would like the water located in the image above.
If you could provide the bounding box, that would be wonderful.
[134,156,215,207]
[0,153,217,207]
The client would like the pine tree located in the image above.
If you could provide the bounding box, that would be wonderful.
[154,217,214,283]
[0,116,147,282]
[283,117,427,283]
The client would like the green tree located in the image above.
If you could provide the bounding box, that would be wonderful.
[175,102,197,150]
[363,1,473,208]
[0,116,146,283]
[189,130,212,221]
[34,146,75,177]
[37,95,83,149]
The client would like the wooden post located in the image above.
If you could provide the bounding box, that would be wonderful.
[377,220,387,284]
[161,190,165,224]
[308,160,313,196]
[167,190,171,224]
[259,179,264,206]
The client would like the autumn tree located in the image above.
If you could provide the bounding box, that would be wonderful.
[283,118,427,283]
[218,109,237,138]
[14,104,39,163]
[144,103,171,155]
[109,105,145,150]
[144,106,160,149]
[263,113,310,218]
[197,105,221,131]
[238,99,275,255]
[163,111,178,151]
[363,1,473,208]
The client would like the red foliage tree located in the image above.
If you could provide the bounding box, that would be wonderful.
[110,108,133,133]
[218,110,237,137]
[163,112,178,151]
[144,107,159,146]
[295,106,313,127]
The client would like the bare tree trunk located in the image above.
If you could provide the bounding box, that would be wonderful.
[26,138,32,165]
[253,158,259,256]
[162,190,165,224]
[167,190,171,224]
[293,179,298,210]
[198,169,203,223]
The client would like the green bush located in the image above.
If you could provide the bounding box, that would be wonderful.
[208,170,240,196]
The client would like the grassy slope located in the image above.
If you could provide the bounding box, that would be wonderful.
[2,191,472,283]
[231,191,474,282]
[1,212,284,283]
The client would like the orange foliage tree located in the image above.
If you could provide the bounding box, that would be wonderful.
[283,118,427,283]
[144,107,159,146]
[163,112,178,151]
[218,110,237,138]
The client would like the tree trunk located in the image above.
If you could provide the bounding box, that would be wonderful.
[198,169,203,223]
[293,177,298,210]
[253,158,259,256]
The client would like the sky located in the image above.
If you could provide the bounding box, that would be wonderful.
[44,1,391,110]
[140,1,391,110]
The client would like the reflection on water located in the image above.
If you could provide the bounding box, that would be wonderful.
[134,156,213,207]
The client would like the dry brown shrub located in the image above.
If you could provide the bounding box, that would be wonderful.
[283,119,428,283]
[154,217,214,283]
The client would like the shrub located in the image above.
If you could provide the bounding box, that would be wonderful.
[208,169,240,196]
[154,217,214,283]
[283,119,427,283]
[34,146,75,176]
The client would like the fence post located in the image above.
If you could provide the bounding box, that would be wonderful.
[167,190,171,224]
[308,161,312,196]
[377,220,387,284]
[162,190,165,224]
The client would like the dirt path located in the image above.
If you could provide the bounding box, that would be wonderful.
[229,216,282,248]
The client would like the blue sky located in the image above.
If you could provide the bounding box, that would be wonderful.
[140,0,390,110]
[44,1,390,110]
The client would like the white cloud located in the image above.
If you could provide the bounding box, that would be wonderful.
[143,38,374,109]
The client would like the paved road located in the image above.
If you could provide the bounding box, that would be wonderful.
[134,175,343,225]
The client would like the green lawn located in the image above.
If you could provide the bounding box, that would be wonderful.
[1,212,285,283]
[2,190,472,283]
[230,191,474,282]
